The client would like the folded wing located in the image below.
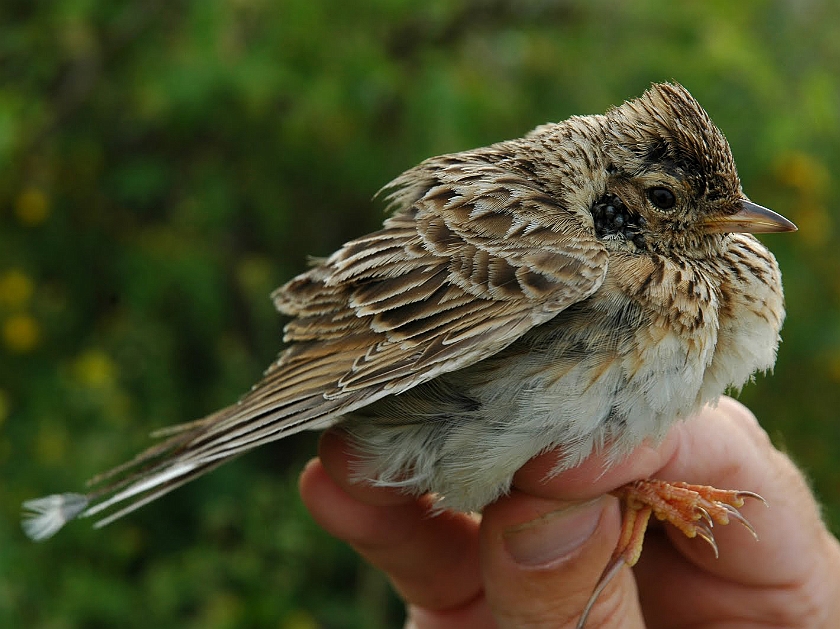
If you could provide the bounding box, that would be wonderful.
[23,153,608,539]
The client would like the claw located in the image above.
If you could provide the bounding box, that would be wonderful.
[693,521,719,558]
[695,505,713,528]
[738,490,769,508]
[721,504,759,540]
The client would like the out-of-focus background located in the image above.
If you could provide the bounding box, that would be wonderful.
[1,1,838,627]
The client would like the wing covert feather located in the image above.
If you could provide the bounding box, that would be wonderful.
[272,160,608,401]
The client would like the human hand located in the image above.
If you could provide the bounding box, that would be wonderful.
[299,397,840,627]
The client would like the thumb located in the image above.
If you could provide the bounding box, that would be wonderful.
[479,491,644,628]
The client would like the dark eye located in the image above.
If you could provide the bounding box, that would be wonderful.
[647,187,676,209]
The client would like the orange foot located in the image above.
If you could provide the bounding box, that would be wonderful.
[576,479,766,629]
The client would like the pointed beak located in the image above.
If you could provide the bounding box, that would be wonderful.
[702,200,797,234]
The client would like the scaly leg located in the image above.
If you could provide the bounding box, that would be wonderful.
[576,479,766,629]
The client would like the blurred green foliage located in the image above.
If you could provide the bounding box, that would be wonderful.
[2,0,840,627]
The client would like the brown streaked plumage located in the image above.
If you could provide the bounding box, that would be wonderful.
[22,84,795,623]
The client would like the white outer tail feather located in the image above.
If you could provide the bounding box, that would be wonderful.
[21,493,89,541]
[21,461,200,542]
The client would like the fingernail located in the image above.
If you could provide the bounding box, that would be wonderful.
[503,498,606,566]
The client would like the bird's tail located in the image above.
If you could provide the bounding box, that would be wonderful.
[21,328,381,541]
[21,411,227,541]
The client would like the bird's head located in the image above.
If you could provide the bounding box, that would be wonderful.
[598,82,795,254]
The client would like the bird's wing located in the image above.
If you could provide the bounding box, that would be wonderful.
[23,157,607,538]
[160,157,608,465]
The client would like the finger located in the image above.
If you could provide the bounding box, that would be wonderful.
[511,396,821,585]
[512,426,682,502]
[634,398,839,626]
[506,395,833,628]
[299,433,484,614]
[648,398,823,582]
[317,429,417,507]
[480,490,645,628]
[404,601,498,629]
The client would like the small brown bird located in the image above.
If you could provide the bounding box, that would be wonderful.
[23,83,795,625]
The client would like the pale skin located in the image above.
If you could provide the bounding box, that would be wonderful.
[299,397,840,628]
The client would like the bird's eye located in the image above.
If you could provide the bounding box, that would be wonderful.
[647,187,676,209]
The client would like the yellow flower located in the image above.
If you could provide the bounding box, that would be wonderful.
[0,270,34,308]
[14,188,51,225]
[795,201,832,247]
[72,349,116,388]
[2,314,41,353]
[774,151,830,196]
